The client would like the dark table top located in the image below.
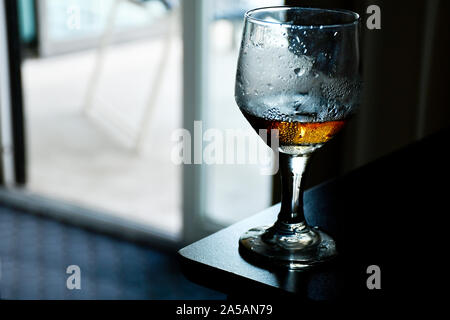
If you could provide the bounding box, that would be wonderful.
[179,127,450,302]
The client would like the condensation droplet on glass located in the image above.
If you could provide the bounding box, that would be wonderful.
[294,68,306,77]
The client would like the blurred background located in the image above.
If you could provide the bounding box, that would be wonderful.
[0,0,448,299]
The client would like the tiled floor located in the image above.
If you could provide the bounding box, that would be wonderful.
[0,205,225,299]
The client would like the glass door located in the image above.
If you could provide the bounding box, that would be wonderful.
[2,0,281,244]
[16,0,184,240]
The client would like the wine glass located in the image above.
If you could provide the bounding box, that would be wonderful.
[235,7,360,269]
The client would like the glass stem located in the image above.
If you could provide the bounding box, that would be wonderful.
[278,152,310,225]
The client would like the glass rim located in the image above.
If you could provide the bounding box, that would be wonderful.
[245,6,360,29]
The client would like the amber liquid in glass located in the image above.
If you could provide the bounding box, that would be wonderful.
[242,110,346,154]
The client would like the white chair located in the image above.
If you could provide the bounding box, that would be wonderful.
[83,0,179,151]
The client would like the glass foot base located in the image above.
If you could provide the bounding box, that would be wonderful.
[239,222,337,270]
